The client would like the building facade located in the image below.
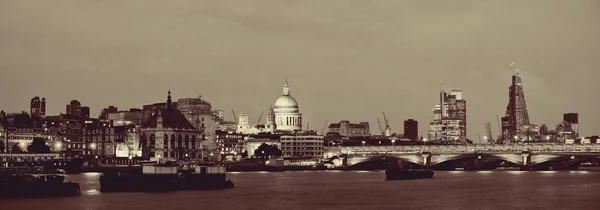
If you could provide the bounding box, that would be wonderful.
[140,91,203,161]
[215,130,245,160]
[280,135,324,158]
[428,89,467,142]
[327,121,370,137]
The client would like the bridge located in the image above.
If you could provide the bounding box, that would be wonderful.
[322,144,600,171]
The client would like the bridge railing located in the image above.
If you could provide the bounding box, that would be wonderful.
[325,144,600,155]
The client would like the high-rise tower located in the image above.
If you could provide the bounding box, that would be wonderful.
[501,63,531,143]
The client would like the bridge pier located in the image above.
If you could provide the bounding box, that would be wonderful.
[422,152,432,168]
[519,151,532,171]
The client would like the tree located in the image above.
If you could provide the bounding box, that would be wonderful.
[241,151,248,159]
[11,144,22,153]
[27,137,51,153]
[253,143,282,158]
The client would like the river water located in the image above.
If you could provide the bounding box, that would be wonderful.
[2,170,600,210]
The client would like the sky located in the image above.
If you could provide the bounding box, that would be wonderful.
[1,0,599,141]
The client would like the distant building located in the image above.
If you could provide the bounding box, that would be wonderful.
[428,89,467,142]
[280,135,324,158]
[563,113,579,137]
[66,100,82,117]
[403,119,418,141]
[327,121,370,137]
[501,73,531,143]
[99,106,118,120]
[212,110,225,123]
[81,106,90,119]
[30,96,46,118]
[108,109,143,126]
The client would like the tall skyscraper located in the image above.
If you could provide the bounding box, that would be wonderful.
[501,71,531,143]
[30,96,46,117]
[403,119,418,141]
[428,89,467,142]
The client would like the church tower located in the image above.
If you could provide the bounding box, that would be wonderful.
[265,106,276,133]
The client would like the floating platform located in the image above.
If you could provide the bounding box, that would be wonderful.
[385,169,434,180]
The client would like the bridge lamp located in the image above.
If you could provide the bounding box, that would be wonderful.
[391,139,396,146]
[546,136,550,141]
[570,156,575,160]
[361,141,366,146]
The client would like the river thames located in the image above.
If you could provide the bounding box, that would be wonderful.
[3,170,600,209]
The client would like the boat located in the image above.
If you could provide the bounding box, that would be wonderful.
[0,172,81,198]
[0,153,85,174]
[385,168,434,180]
[99,159,234,192]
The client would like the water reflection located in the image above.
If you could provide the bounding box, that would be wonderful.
[2,171,600,210]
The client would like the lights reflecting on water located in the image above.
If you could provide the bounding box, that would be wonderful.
[85,189,100,196]
[508,171,526,175]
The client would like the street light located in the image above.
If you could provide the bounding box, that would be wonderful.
[55,142,62,150]
[361,141,366,147]
[391,139,396,147]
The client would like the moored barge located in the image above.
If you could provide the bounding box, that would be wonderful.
[99,160,234,192]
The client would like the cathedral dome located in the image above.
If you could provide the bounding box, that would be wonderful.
[274,95,299,109]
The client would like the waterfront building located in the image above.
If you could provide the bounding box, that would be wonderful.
[403,119,418,141]
[82,120,116,157]
[30,96,46,118]
[327,121,370,137]
[273,78,303,132]
[215,130,245,160]
[428,89,467,142]
[140,91,203,160]
[280,135,324,158]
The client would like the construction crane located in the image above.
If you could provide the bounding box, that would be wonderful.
[256,109,265,126]
[231,109,238,124]
[382,112,391,136]
[485,122,494,143]
[321,120,328,135]
[377,118,384,135]
[496,113,502,142]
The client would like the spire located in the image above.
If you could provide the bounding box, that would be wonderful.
[167,89,173,110]
[283,77,290,96]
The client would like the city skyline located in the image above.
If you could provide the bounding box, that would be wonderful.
[1,0,599,140]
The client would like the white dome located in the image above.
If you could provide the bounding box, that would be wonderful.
[274,95,299,109]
